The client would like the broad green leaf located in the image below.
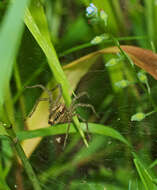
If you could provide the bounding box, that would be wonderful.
[18,123,130,146]
[35,124,130,182]
[0,0,30,106]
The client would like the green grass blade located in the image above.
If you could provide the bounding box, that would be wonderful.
[17,122,130,146]
[0,180,11,190]
[129,1,148,48]
[59,35,147,57]
[24,1,88,147]
[93,0,119,34]
[149,159,157,169]
[0,0,30,106]
[24,2,70,105]
[134,159,157,190]
[144,0,154,41]
[3,124,42,190]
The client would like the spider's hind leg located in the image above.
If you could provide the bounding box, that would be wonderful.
[76,114,91,141]
[63,122,71,149]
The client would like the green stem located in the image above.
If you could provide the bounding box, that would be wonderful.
[145,81,151,95]
[5,84,16,128]
[113,36,157,111]
[143,80,157,111]
[150,40,156,53]
[144,0,154,41]
[2,123,42,190]
[145,110,157,117]
[13,62,26,121]
[111,0,127,34]
[59,35,147,57]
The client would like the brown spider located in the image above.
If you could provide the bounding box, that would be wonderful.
[26,84,98,147]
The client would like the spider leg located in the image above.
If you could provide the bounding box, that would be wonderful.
[75,114,91,140]
[25,84,51,97]
[72,103,99,118]
[63,122,71,148]
[25,84,47,91]
[25,98,49,119]
[71,92,89,106]
[25,84,53,109]
[25,84,63,121]
[50,83,62,107]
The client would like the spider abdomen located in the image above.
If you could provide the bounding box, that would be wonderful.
[48,104,68,125]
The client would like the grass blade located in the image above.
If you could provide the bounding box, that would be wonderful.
[24,1,88,147]
[17,122,130,147]
[0,0,30,106]
[134,158,157,190]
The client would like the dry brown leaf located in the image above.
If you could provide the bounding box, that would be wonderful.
[66,45,157,79]
[120,45,157,79]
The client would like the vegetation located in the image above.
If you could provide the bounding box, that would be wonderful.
[0,0,157,189]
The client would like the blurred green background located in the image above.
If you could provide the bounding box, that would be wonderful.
[1,0,157,189]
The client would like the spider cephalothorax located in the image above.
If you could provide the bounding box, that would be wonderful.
[26,84,98,147]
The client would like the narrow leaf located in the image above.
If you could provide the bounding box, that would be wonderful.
[17,123,130,147]
[134,159,157,190]
[0,0,30,105]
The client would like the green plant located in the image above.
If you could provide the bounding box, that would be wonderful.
[1,0,157,190]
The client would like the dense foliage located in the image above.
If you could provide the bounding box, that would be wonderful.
[0,0,157,189]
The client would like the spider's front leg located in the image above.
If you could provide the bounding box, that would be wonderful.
[71,92,90,106]
[72,103,99,118]
[25,83,63,123]
[26,98,49,119]
[25,84,53,120]
[71,91,98,118]
[25,84,53,104]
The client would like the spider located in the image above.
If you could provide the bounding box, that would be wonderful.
[26,84,98,147]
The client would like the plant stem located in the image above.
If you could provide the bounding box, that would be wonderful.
[3,123,42,190]
[59,35,147,57]
[13,62,27,120]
